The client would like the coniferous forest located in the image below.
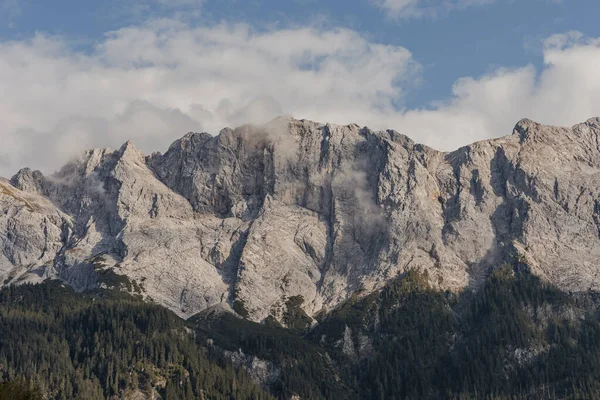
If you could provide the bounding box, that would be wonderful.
[0,283,273,400]
[3,262,600,399]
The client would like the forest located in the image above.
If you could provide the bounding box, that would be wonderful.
[0,283,272,399]
[3,261,600,399]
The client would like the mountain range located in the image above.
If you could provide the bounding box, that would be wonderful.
[2,116,600,326]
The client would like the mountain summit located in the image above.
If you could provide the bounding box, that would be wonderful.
[2,117,600,323]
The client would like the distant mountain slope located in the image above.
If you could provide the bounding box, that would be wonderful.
[2,117,600,324]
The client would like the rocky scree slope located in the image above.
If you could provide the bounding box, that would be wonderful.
[2,116,600,324]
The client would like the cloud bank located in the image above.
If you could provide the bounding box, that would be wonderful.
[0,20,416,174]
[0,21,599,176]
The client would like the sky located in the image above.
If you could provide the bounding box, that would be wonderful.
[0,0,599,176]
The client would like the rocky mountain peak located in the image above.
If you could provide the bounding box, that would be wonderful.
[118,140,138,154]
[2,117,600,324]
[10,168,45,194]
[115,140,147,168]
[512,118,539,142]
[584,117,600,128]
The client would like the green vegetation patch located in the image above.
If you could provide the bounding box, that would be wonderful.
[0,282,272,400]
[282,295,312,334]
[191,312,357,400]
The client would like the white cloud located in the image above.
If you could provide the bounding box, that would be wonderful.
[387,31,600,149]
[0,22,599,177]
[374,0,495,19]
[0,20,417,175]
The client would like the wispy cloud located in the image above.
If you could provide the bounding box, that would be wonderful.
[105,0,205,23]
[374,0,495,19]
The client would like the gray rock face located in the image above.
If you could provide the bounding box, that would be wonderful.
[2,117,600,322]
[0,178,70,285]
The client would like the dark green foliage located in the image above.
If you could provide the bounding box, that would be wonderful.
[192,313,357,400]
[264,315,283,328]
[314,265,600,399]
[311,269,456,399]
[233,300,250,319]
[282,295,312,334]
[5,263,600,400]
[0,282,272,400]
[0,380,42,400]
[96,268,142,294]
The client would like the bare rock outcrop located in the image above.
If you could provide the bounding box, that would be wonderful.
[2,116,600,323]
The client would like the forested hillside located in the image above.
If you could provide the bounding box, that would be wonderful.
[310,264,600,399]
[0,283,272,399]
[3,262,600,399]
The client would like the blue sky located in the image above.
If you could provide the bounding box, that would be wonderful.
[0,0,599,174]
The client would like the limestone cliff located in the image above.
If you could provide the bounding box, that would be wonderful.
[2,116,600,323]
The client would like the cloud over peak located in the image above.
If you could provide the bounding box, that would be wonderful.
[0,20,417,175]
[0,20,599,177]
